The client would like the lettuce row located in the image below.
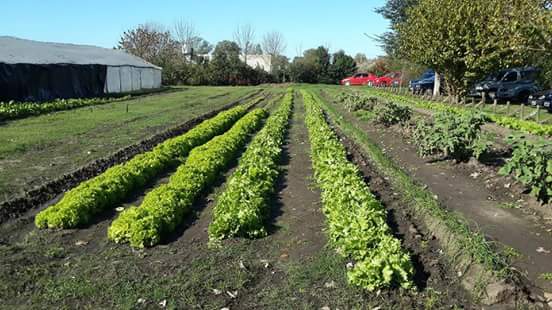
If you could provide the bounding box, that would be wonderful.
[208,89,293,242]
[0,96,131,121]
[302,89,413,291]
[35,101,257,229]
[365,89,552,137]
[108,108,268,248]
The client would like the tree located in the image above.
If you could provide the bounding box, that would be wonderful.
[189,37,213,54]
[117,23,178,63]
[304,46,332,83]
[329,50,357,83]
[209,40,245,85]
[375,0,419,56]
[233,24,256,62]
[354,53,368,65]
[397,0,552,95]
[289,46,333,83]
[262,31,287,56]
[290,57,317,83]
[173,19,197,54]
[117,23,181,84]
[252,43,263,55]
[271,55,290,82]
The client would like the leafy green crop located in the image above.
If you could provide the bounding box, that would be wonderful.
[0,96,131,121]
[302,89,413,291]
[208,89,293,242]
[499,136,552,201]
[336,92,377,112]
[373,102,412,126]
[108,108,267,248]
[365,88,552,137]
[413,111,490,160]
[35,99,262,229]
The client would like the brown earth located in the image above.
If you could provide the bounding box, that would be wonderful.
[0,91,481,309]
[321,89,552,304]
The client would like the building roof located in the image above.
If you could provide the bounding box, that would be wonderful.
[0,36,161,69]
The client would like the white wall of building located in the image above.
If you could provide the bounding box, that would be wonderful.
[240,55,272,73]
[105,66,162,94]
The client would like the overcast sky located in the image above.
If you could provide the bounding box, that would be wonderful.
[1,0,389,58]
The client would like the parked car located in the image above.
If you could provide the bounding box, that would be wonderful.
[409,70,435,94]
[340,73,377,86]
[528,89,552,107]
[374,72,402,87]
[529,90,552,112]
[469,67,540,103]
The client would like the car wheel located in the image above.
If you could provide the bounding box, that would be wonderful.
[517,91,530,104]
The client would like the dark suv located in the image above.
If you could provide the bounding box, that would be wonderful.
[470,67,540,102]
[409,70,435,94]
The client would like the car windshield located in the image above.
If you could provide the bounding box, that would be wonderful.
[421,71,434,78]
[484,70,508,82]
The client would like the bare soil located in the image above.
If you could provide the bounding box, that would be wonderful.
[0,92,477,309]
[323,92,552,301]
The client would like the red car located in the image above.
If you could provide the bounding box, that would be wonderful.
[374,72,403,87]
[340,73,377,86]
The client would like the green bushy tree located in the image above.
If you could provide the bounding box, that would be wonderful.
[396,0,552,95]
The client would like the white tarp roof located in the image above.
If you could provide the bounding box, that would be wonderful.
[0,36,161,69]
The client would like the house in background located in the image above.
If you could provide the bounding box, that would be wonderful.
[239,55,272,73]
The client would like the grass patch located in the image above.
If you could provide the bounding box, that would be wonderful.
[540,273,552,281]
[0,86,271,200]
[354,110,375,121]
[497,203,520,210]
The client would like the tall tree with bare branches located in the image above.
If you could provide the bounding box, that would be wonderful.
[262,31,286,56]
[173,19,197,54]
[233,24,256,63]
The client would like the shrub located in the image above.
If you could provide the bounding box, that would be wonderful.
[413,111,490,160]
[336,92,377,112]
[373,102,412,126]
[499,136,552,201]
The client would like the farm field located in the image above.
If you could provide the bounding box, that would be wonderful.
[0,86,266,203]
[1,85,551,308]
[316,85,552,297]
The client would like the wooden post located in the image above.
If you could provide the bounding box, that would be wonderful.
[493,99,497,113]
[126,104,129,113]
[537,105,541,123]
[471,97,475,105]
[520,103,524,119]
[507,101,511,114]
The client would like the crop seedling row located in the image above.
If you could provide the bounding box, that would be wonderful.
[302,89,413,291]
[208,89,294,242]
[0,96,131,121]
[35,98,262,229]
[365,89,552,137]
[108,108,267,248]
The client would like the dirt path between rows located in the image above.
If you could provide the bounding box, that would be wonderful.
[0,94,332,309]
[0,92,494,308]
[327,98,552,300]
